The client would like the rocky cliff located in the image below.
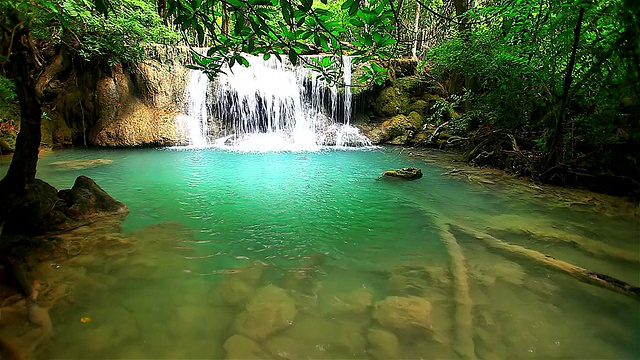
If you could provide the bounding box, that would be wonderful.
[40,45,192,148]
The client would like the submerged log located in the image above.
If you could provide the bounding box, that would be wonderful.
[438,224,475,359]
[452,224,640,301]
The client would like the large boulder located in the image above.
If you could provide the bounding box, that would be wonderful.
[367,115,416,145]
[373,87,411,118]
[382,167,423,180]
[1,176,128,237]
[233,285,297,340]
[373,296,432,335]
[57,175,128,220]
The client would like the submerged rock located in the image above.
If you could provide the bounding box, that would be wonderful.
[233,285,297,340]
[324,287,373,315]
[382,167,423,180]
[373,296,432,335]
[223,334,271,359]
[367,328,399,359]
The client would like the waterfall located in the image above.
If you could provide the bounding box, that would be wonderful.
[177,70,210,147]
[178,54,371,151]
[343,56,352,126]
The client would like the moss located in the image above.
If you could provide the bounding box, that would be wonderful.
[408,111,425,130]
[408,100,429,115]
[394,76,425,96]
[373,87,411,117]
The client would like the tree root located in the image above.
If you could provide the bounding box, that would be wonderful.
[437,222,475,358]
[451,224,640,301]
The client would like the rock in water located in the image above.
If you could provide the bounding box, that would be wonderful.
[58,175,129,220]
[233,285,297,340]
[382,167,423,180]
[373,296,432,335]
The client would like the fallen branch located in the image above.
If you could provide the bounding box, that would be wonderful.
[452,224,640,301]
[437,222,475,358]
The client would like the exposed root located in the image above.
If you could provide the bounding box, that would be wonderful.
[453,224,640,301]
[437,222,475,359]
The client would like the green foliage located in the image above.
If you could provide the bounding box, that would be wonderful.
[0,76,18,122]
[60,0,180,65]
[165,0,398,84]
[427,0,640,158]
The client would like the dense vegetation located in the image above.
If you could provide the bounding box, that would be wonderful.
[1,0,638,197]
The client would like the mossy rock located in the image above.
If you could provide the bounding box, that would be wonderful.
[382,167,423,180]
[367,115,416,145]
[389,58,417,78]
[410,132,430,145]
[395,76,425,96]
[388,134,413,146]
[373,87,411,118]
[408,100,429,115]
[407,111,425,130]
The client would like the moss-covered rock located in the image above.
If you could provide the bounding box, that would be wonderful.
[373,87,411,118]
[366,115,416,144]
[382,167,423,180]
[395,76,426,96]
[407,111,425,129]
[408,99,429,115]
[388,58,417,79]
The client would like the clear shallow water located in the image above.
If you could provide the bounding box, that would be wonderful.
[2,147,638,359]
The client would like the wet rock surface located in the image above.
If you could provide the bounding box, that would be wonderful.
[373,296,432,334]
[233,285,297,340]
[382,167,423,180]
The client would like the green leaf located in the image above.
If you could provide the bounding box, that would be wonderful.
[349,18,364,27]
[264,53,271,60]
[288,48,297,65]
[341,0,355,10]
[300,0,313,12]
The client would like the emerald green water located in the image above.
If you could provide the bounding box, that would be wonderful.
[2,147,638,359]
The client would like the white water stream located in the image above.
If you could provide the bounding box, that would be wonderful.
[177,55,370,151]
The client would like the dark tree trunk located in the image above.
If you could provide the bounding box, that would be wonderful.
[222,3,230,36]
[544,7,585,168]
[452,0,474,111]
[0,39,42,194]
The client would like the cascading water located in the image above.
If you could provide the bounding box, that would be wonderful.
[177,54,371,151]
[176,70,210,147]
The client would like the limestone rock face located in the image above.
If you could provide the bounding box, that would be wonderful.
[233,285,297,340]
[90,60,190,147]
[382,167,423,180]
[373,296,432,334]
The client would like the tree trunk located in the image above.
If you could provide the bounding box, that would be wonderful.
[544,7,585,169]
[453,0,474,111]
[0,24,42,196]
[222,3,230,36]
[411,1,421,59]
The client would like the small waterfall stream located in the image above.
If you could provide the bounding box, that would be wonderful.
[177,54,371,151]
